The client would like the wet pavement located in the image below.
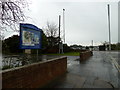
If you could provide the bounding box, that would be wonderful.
[46,51,120,88]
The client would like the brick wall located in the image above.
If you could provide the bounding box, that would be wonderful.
[80,51,93,61]
[2,56,67,88]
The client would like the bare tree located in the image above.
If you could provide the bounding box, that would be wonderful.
[43,21,58,37]
[43,21,60,47]
[0,0,28,40]
[0,0,28,31]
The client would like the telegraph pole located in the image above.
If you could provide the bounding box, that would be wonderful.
[107,4,111,51]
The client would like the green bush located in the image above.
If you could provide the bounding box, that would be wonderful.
[2,65,13,70]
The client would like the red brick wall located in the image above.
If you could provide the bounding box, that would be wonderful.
[2,56,67,88]
[80,51,93,61]
[0,72,2,89]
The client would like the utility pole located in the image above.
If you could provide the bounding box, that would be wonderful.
[107,4,111,51]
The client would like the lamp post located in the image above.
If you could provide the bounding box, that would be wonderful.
[59,15,61,53]
[107,4,111,51]
[92,40,93,51]
[60,8,65,54]
[63,9,65,43]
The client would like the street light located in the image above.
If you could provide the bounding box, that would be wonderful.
[63,9,65,43]
[59,15,61,54]
[107,4,111,51]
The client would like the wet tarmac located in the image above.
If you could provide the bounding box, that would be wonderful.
[46,51,120,88]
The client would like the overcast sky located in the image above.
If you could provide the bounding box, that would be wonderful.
[4,0,119,46]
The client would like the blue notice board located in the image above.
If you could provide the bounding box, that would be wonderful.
[20,23,42,49]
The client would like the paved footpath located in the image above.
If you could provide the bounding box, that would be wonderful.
[46,51,120,88]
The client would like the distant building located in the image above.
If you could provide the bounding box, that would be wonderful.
[70,45,83,50]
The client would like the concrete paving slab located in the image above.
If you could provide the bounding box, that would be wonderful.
[53,73,86,88]
[74,77,86,88]
[65,73,86,88]
[55,82,75,88]
[83,77,96,86]
[83,84,101,88]
[93,79,113,88]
